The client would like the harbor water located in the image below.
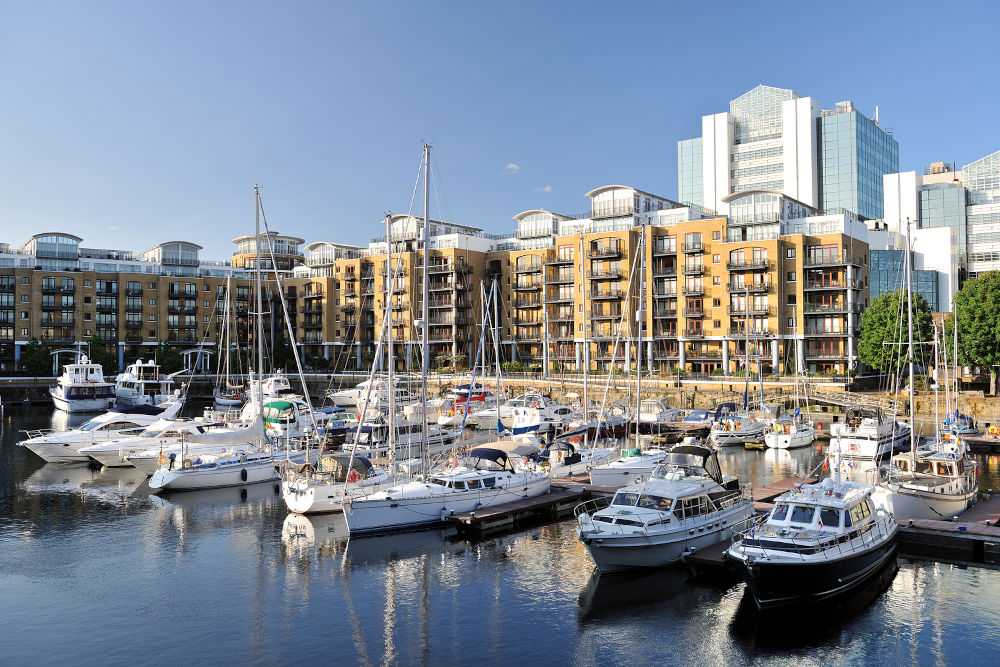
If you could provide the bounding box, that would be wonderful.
[2,405,1000,665]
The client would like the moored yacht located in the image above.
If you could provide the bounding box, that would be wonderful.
[282,454,394,514]
[49,355,116,413]
[575,444,754,572]
[829,407,909,459]
[115,360,182,407]
[588,447,667,488]
[343,440,550,535]
[79,417,225,468]
[764,413,816,450]
[710,413,767,447]
[871,434,978,520]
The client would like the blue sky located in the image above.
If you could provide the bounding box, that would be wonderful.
[1,1,998,259]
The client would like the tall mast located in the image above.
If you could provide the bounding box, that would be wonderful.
[580,233,589,451]
[953,297,959,421]
[420,144,430,475]
[906,219,916,469]
[634,226,644,450]
[253,185,265,449]
[385,213,395,463]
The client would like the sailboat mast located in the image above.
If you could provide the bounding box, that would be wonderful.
[420,144,430,475]
[580,233,589,451]
[954,300,959,420]
[385,213,395,462]
[905,219,916,467]
[253,185,265,450]
[635,227,644,450]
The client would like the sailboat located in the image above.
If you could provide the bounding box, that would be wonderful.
[149,185,318,492]
[765,308,815,449]
[871,221,979,520]
[343,145,552,536]
[214,276,245,407]
[710,315,766,447]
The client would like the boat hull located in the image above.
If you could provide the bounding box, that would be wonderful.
[764,427,815,450]
[344,477,551,535]
[833,427,909,460]
[871,484,977,521]
[21,438,102,463]
[589,464,660,488]
[149,459,281,492]
[729,537,897,609]
[50,388,115,413]
[580,502,754,573]
[282,477,393,514]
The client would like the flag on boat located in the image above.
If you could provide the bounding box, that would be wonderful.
[794,406,800,418]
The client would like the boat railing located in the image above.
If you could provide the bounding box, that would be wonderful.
[573,495,612,522]
[733,510,894,562]
[20,428,55,439]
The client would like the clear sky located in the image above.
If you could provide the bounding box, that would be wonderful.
[1,1,998,260]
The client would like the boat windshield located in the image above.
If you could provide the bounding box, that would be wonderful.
[611,491,639,507]
[78,419,106,432]
[789,505,816,524]
[771,503,789,520]
[636,494,673,511]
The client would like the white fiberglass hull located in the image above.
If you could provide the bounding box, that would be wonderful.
[20,434,125,463]
[833,426,909,460]
[579,502,754,573]
[344,476,551,535]
[589,463,660,489]
[711,425,767,447]
[49,388,115,414]
[85,448,134,468]
[149,458,281,492]
[282,476,393,514]
[764,426,816,450]
[871,483,976,521]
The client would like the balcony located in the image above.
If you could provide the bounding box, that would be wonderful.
[687,349,722,359]
[804,327,850,337]
[301,305,323,314]
[803,279,861,290]
[302,321,323,330]
[514,299,542,309]
[545,256,574,266]
[96,287,118,296]
[428,301,453,309]
[726,260,770,271]
[42,285,75,294]
[653,328,678,338]
[682,265,705,276]
[303,289,324,299]
[805,350,847,360]
[126,287,143,296]
[342,274,357,281]
[683,307,705,317]
[513,283,542,292]
[652,267,676,278]
[235,293,250,301]
[652,243,676,256]
[124,333,143,343]
[727,306,773,316]
[125,321,142,329]
[804,254,865,268]
[545,273,574,284]
[726,282,771,294]
[41,303,61,311]
[0,281,14,292]
[429,263,457,274]
[391,301,408,311]
[41,318,75,327]
[429,283,455,292]
[681,286,704,296]
[652,289,677,299]
[590,312,621,321]
[589,248,622,259]
[591,206,633,219]
[167,289,196,298]
[682,241,703,253]
[514,264,542,274]
[341,303,356,313]
[682,328,705,338]
[168,305,198,314]
[343,289,357,298]
[727,327,772,337]
[167,334,197,343]
[589,290,624,301]
[652,309,677,319]
[587,271,623,281]
[804,302,858,314]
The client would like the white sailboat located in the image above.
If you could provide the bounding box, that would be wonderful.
[710,309,766,446]
[765,314,815,450]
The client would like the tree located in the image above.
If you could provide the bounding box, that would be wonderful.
[944,271,1000,394]
[20,337,50,376]
[155,341,185,374]
[85,334,118,373]
[857,289,934,381]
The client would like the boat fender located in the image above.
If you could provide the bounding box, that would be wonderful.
[158,453,167,465]
[241,468,248,482]
[347,469,360,483]
[182,458,193,469]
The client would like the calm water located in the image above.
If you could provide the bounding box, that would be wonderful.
[1,405,1000,666]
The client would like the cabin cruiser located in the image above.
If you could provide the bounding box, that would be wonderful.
[764,412,816,450]
[509,400,583,436]
[467,392,564,431]
[710,413,767,447]
[576,444,753,572]
[79,417,226,468]
[18,402,184,463]
[727,471,898,609]
[635,398,684,436]
[328,379,373,407]
[352,379,414,415]
[260,399,344,440]
[830,406,910,460]
[871,434,978,520]
[49,356,116,413]
[115,360,183,407]
[282,454,395,514]
[530,439,616,477]
[589,447,668,488]
[343,440,550,535]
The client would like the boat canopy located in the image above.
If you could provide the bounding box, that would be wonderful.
[666,444,723,484]
[262,400,298,424]
[714,403,738,420]
[317,454,373,480]
[466,441,541,470]
[846,406,882,421]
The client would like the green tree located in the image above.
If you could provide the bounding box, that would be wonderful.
[20,337,50,376]
[155,341,185,374]
[943,271,1000,394]
[85,334,118,373]
[857,289,934,379]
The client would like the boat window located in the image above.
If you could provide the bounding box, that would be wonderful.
[896,459,910,472]
[466,479,482,490]
[482,477,496,488]
[790,505,815,524]
[956,460,964,475]
[917,460,934,475]
[771,503,789,521]
[637,494,673,511]
[864,500,874,517]
[612,492,639,507]
[849,504,865,525]
[819,508,840,528]
[453,481,466,490]
[678,497,703,519]
[429,478,448,486]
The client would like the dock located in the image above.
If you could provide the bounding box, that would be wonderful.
[444,487,589,535]
[750,475,817,506]
[551,473,618,496]
[964,435,1000,454]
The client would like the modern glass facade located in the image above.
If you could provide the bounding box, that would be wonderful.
[819,110,899,220]
[677,137,703,207]
[965,150,1000,205]
[919,183,967,259]
[869,249,939,311]
[729,85,797,144]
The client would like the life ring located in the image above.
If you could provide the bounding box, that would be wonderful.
[157,454,167,465]
[774,424,782,433]
[182,459,193,469]
[347,469,361,483]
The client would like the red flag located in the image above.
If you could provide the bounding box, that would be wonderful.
[822,459,828,472]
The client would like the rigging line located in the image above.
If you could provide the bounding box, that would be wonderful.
[596,238,643,433]
[429,150,454,229]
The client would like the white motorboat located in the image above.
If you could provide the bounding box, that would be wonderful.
[49,355,116,413]
[588,447,667,488]
[635,398,685,436]
[727,471,898,608]
[830,407,909,459]
[282,454,395,514]
[213,386,245,407]
[467,392,563,431]
[576,444,754,572]
[540,440,616,477]
[764,414,816,450]
[507,398,579,435]
[115,360,182,407]
[710,413,767,447]
[355,379,414,414]
[17,402,184,463]
[871,434,978,520]
[79,417,226,468]
[343,440,551,535]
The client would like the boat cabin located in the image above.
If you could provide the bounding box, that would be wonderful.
[315,455,375,483]
[891,453,965,478]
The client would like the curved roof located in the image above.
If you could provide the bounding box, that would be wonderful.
[720,188,784,203]
[513,209,553,221]
[585,185,633,199]
[28,232,83,242]
[231,231,306,245]
[144,241,204,252]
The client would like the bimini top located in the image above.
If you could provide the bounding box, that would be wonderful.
[115,404,169,416]
[714,403,739,420]
[319,455,374,477]
[666,444,723,484]
[467,440,541,466]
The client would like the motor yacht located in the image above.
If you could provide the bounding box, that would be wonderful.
[764,413,816,450]
[18,401,184,463]
[635,398,684,437]
[115,360,182,407]
[576,444,753,572]
[588,447,667,488]
[871,434,978,520]
[49,355,116,413]
[710,413,767,447]
[79,417,226,468]
[830,407,909,459]
[343,440,550,535]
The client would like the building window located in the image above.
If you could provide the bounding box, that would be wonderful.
[84,296,92,304]
[787,295,797,304]
[787,317,794,328]
[204,300,210,308]
[149,282,156,289]
[149,299,156,306]
[84,280,91,287]
[786,272,796,282]
[20,311,27,320]
[713,320,721,328]
[148,330,156,338]
[713,276,721,285]
[84,313,91,321]
[786,248,795,259]
[712,254,720,264]
[149,314,156,322]
[20,328,28,336]
[203,316,210,323]
[204,284,211,292]
[20,295,28,303]
[713,298,721,307]
[712,231,721,240]
[21,277,29,285]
